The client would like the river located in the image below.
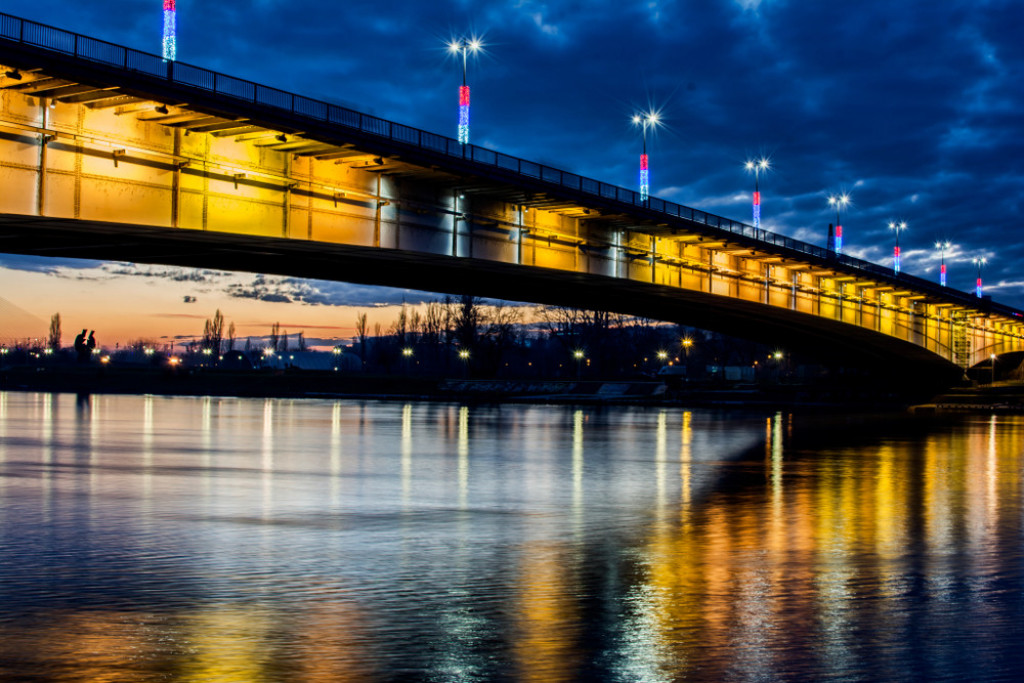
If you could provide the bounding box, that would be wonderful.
[1,391,1022,681]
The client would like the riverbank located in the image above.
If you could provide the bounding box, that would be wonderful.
[0,363,962,410]
[910,382,1024,414]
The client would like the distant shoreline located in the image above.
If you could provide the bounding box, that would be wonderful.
[5,364,1012,413]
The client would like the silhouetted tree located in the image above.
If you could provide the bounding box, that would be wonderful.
[47,313,61,351]
[268,322,280,352]
[226,322,236,351]
[202,309,224,354]
[355,312,368,370]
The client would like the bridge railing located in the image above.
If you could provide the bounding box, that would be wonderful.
[1,11,1021,319]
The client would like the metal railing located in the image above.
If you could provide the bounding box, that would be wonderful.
[1,11,1021,318]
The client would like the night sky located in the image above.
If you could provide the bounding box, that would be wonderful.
[1,0,1022,342]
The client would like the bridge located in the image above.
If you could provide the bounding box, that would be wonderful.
[1,12,1022,381]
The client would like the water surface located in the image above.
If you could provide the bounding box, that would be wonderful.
[1,392,1023,681]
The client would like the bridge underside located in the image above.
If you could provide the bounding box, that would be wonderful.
[0,213,963,382]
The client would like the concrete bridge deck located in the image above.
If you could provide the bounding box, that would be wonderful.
[1,11,1022,379]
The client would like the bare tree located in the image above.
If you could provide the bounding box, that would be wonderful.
[391,304,408,346]
[453,295,482,349]
[47,313,61,351]
[202,309,224,353]
[268,322,280,352]
[226,321,236,351]
[355,312,368,369]
[297,331,306,351]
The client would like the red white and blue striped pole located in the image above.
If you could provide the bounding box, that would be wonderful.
[936,241,951,287]
[633,112,659,203]
[745,158,770,229]
[889,220,907,275]
[162,0,176,61]
[450,37,481,145]
[828,193,850,255]
[973,256,987,297]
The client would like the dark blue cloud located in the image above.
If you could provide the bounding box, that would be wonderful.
[2,0,1022,304]
[0,254,107,274]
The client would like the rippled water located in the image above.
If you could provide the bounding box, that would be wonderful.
[1,391,1023,681]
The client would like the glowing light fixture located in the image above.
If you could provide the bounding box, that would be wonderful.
[162,0,176,61]
[449,36,482,145]
[889,220,907,274]
[827,193,850,254]
[633,111,660,203]
[935,240,952,287]
[973,256,987,297]
[745,157,770,229]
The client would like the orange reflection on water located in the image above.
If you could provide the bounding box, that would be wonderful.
[630,414,1024,678]
[512,543,582,683]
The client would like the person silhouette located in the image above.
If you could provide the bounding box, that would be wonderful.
[74,329,89,363]
[87,331,96,357]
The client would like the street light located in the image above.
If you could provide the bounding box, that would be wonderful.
[745,157,770,229]
[448,36,483,145]
[889,220,907,274]
[633,111,660,204]
[973,256,987,297]
[935,240,952,287]
[827,193,850,254]
[681,338,693,357]
[573,348,585,379]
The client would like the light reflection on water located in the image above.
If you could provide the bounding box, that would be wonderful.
[1,392,1024,680]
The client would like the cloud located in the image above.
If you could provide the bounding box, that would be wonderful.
[224,274,439,308]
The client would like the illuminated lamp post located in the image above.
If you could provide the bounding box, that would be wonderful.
[889,220,907,275]
[973,256,987,297]
[573,349,585,379]
[632,112,660,204]
[827,193,850,254]
[745,157,770,229]
[448,37,482,145]
[935,240,952,287]
[162,0,176,61]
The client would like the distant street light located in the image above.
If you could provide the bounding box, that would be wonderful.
[657,350,668,362]
[889,220,907,275]
[448,36,483,145]
[402,347,414,357]
[681,338,693,358]
[572,348,585,379]
[745,157,770,229]
[633,111,660,204]
[827,193,850,254]
[973,256,988,297]
[935,241,952,287]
